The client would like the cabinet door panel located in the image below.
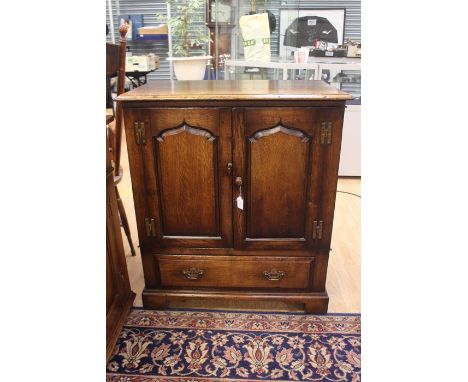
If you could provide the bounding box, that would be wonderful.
[136,108,232,249]
[233,107,343,250]
[248,128,310,238]
[157,127,219,236]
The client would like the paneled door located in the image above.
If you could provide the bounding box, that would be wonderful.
[232,107,344,250]
[134,108,232,249]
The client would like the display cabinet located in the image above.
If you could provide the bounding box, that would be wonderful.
[224,59,319,81]
[208,1,360,85]
[224,57,360,90]
[318,59,361,100]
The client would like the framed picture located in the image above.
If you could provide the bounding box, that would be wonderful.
[279,8,346,58]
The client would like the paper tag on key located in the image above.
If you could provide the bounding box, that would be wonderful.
[236,195,244,210]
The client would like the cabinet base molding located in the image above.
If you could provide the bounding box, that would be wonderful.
[142,288,329,314]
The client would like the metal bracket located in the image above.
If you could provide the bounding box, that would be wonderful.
[312,220,323,240]
[320,122,332,145]
[145,218,156,237]
[135,122,146,145]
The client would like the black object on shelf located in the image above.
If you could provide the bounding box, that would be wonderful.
[310,49,346,57]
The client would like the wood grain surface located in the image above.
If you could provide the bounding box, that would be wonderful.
[116,80,353,101]
[157,255,314,289]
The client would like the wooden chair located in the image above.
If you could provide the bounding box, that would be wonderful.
[106,23,136,257]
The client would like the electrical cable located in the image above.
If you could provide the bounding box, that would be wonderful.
[336,190,361,198]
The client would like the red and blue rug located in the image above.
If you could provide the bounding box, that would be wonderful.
[106,309,361,382]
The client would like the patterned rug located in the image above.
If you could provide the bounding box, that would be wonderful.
[107,309,361,382]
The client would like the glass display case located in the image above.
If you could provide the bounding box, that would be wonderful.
[205,0,360,99]
[317,59,361,100]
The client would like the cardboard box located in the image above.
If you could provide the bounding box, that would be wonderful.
[137,24,168,35]
[126,54,160,72]
[126,55,150,72]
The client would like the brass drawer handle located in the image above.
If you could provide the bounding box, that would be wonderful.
[182,268,205,280]
[263,269,285,281]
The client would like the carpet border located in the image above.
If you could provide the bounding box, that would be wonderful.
[106,372,355,382]
[130,307,361,316]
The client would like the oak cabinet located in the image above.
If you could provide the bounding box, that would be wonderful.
[119,80,351,313]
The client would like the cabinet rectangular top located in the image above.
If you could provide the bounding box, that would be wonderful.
[116,80,353,102]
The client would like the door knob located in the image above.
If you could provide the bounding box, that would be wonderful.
[226,162,233,175]
[235,177,242,186]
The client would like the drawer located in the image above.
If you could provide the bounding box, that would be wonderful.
[157,256,314,289]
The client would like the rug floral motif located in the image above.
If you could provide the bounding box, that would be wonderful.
[107,309,361,382]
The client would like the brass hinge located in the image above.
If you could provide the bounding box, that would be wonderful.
[312,220,323,239]
[145,218,156,237]
[320,122,332,145]
[135,122,146,145]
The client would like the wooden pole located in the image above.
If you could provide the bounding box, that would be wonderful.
[113,22,128,177]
